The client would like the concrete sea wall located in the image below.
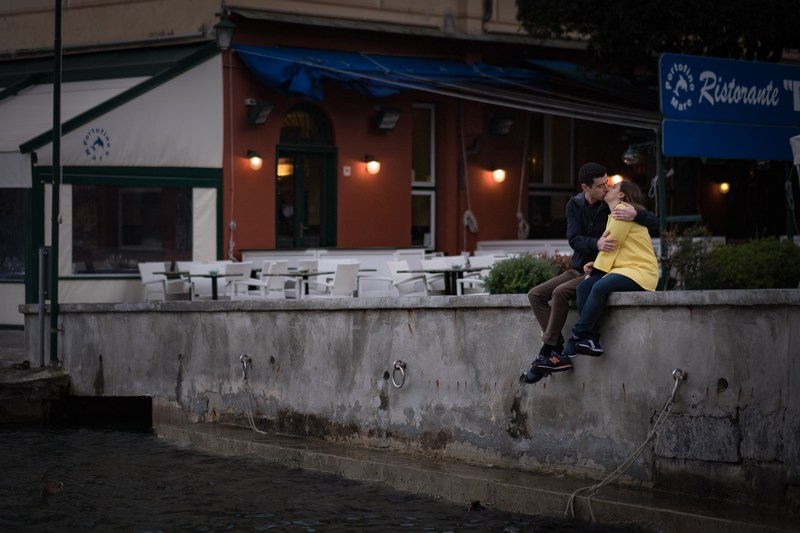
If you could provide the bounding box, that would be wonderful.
[21,291,800,513]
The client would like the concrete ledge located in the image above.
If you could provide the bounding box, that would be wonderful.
[21,289,800,516]
[156,422,799,533]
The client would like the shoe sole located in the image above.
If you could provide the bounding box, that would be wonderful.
[532,363,573,374]
[576,345,604,357]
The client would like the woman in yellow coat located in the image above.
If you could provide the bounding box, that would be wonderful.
[534,178,658,372]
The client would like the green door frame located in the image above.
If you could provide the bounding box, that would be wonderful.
[275,145,337,248]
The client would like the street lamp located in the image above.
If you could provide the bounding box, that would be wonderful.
[214,4,236,51]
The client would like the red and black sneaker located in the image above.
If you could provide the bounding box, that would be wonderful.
[532,353,574,374]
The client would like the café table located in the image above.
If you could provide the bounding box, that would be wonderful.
[258,269,335,299]
[185,272,239,300]
[154,271,189,279]
[397,266,486,296]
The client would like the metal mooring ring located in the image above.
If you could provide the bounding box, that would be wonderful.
[240,354,251,381]
[392,360,407,388]
[672,368,687,382]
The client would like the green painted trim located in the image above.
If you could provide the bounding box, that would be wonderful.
[217,181,224,259]
[37,166,221,188]
[0,74,39,104]
[60,275,137,281]
[0,324,24,331]
[0,279,24,284]
[20,42,219,153]
[25,164,45,304]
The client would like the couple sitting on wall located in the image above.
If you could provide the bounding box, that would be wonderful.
[525,162,660,383]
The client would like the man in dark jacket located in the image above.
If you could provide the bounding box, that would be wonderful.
[524,162,659,382]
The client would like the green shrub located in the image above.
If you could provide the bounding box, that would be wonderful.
[661,225,716,289]
[483,253,556,294]
[705,237,800,289]
[662,226,800,289]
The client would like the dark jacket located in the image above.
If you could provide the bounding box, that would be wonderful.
[565,192,660,272]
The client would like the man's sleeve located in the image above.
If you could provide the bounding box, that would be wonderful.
[566,201,597,254]
[633,208,660,236]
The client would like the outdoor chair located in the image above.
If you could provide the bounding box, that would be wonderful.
[386,260,429,297]
[303,261,360,298]
[138,261,189,301]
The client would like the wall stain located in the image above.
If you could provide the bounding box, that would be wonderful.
[93,354,104,396]
[420,429,453,451]
[507,396,530,439]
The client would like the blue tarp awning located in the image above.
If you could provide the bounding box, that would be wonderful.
[233,44,542,100]
[233,44,661,130]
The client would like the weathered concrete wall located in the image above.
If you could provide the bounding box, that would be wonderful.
[21,291,800,512]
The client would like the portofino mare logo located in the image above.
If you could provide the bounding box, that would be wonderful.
[664,60,794,112]
[82,127,111,161]
[663,61,695,112]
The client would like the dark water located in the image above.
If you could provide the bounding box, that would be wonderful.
[0,427,649,532]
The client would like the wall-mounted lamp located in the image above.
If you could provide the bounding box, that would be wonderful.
[488,113,514,136]
[247,149,263,171]
[490,164,506,183]
[246,99,273,126]
[373,107,402,131]
[365,154,381,175]
[719,182,731,194]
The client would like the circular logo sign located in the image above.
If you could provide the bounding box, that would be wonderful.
[663,62,695,112]
[82,127,111,161]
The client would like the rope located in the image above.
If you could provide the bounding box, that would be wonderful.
[239,354,269,435]
[516,113,531,240]
[226,53,237,261]
[460,100,479,249]
[565,369,687,522]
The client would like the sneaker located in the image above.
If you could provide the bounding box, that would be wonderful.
[562,336,579,358]
[523,366,544,384]
[532,352,573,373]
[575,337,604,357]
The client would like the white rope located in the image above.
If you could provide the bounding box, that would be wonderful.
[460,100,479,249]
[242,379,269,435]
[226,53,237,261]
[565,369,687,522]
[516,113,531,240]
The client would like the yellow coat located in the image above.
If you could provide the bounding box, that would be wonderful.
[593,203,659,291]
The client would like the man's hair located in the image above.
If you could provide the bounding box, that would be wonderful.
[619,180,646,209]
[578,162,607,186]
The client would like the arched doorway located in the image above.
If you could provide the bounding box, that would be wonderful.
[275,103,337,248]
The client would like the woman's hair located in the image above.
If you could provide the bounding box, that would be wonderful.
[619,180,646,210]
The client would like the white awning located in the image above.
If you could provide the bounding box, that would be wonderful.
[0,54,222,188]
[0,77,146,188]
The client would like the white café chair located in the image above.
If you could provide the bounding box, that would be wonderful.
[138,261,188,301]
[232,260,290,300]
[303,261,360,298]
[385,260,428,297]
[219,261,253,299]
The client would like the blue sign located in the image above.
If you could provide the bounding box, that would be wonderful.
[660,53,800,127]
[662,120,800,161]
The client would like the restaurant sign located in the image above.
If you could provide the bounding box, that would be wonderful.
[660,53,800,160]
[660,53,800,126]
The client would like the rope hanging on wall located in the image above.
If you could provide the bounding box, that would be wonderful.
[516,113,531,240]
[460,101,479,250]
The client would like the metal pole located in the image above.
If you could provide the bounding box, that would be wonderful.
[656,127,668,290]
[38,247,47,367]
[49,0,62,364]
